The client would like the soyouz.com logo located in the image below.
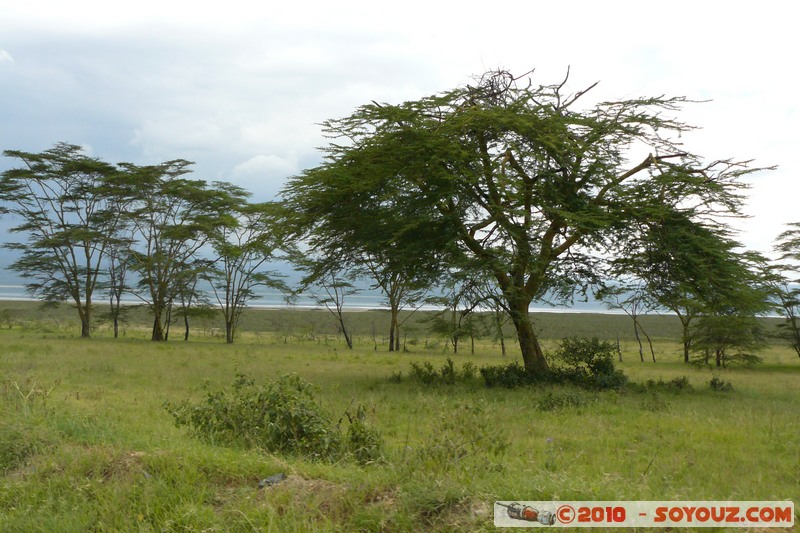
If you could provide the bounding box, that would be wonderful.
[494,501,795,528]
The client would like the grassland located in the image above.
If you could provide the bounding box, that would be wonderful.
[1,304,798,531]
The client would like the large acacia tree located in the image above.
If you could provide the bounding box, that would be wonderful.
[205,193,287,344]
[771,223,800,358]
[282,70,760,372]
[0,143,128,338]
[123,161,236,341]
[613,214,752,363]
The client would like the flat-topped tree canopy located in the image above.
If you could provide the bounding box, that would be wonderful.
[282,69,766,372]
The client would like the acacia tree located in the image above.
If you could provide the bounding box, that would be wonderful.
[773,223,800,357]
[615,213,763,363]
[596,282,656,362]
[0,143,127,338]
[293,254,360,349]
[363,255,430,352]
[205,197,287,344]
[282,70,762,372]
[173,258,214,342]
[427,274,485,354]
[123,161,235,341]
[689,252,772,367]
[104,241,131,338]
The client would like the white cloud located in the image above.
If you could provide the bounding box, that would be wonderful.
[1,0,796,254]
[231,154,298,199]
[233,154,296,177]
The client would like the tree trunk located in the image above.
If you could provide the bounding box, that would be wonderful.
[79,301,91,338]
[395,326,401,351]
[679,315,691,363]
[336,315,353,349]
[633,317,644,362]
[184,314,190,342]
[496,311,507,356]
[637,323,656,362]
[164,305,172,341]
[388,307,399,352]
[113,318,119,339]
[226,320,235,344]
[508,297,548,373]
[151,315,165,341]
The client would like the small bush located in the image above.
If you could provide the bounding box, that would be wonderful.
[407,358,478,386]
[409,362,438,385]
[439,358,457,385]
[551,337,628,391]
[644,376,693,393]
[344,404,383,464]
[708,376,734,392]
[460,361,477,380]
[480,361,537,388]
[164,373,382,463]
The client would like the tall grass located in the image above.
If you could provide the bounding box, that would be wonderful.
[1,311,798,531]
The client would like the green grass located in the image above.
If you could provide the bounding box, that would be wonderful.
[1,308,798,531]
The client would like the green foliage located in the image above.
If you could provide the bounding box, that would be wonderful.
[643,376,694,393]
[479,337,628,389]
[772,223,800,358]
[691,313,766,368]
[0,143,128,337]
[708,376,734,392]
[281,69,764,372]
[164,373,381,463]
[344,404,383,464]
[407,358,478,386]
[479,360,535,388]
[551,337,629,390]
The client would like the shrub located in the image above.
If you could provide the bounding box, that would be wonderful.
[551,337,628,390]
[164,373,382,463]
[460,361,477,380]
[344,404,383,464]
[479,361,537,388]
[439,358,457,385]
[407,358,478,386]
[708,376,734,392]
[409,362,438,385]
[643,376,693,393]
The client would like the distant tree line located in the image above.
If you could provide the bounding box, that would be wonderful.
[2,70,800,368]
[0,143,286,343]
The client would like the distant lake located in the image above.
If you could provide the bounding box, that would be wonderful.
[0,282,615,313]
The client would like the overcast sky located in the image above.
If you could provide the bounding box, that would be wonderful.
[1,1,797,256]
